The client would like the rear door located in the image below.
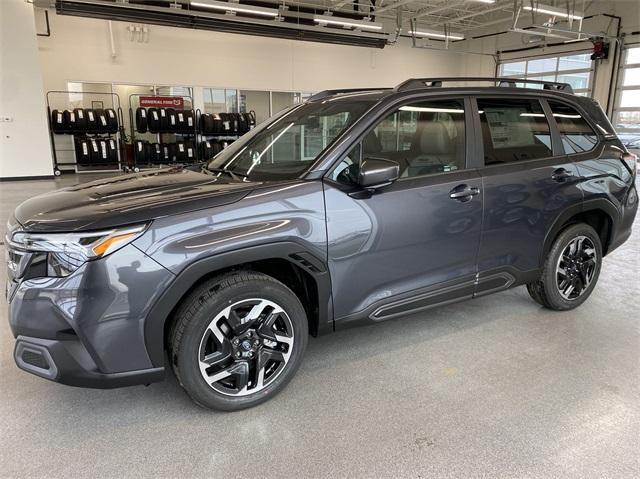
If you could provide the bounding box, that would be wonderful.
[324,96,484,324]
[473,96,584,291]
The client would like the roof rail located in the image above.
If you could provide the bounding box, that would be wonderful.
[394,77,574,94]
[307,88,391,102]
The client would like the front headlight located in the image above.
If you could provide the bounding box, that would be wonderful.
[8,224,148,277]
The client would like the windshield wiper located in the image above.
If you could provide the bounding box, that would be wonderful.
[202,167,248,181]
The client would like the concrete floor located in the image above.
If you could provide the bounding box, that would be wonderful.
[1,173,639,478]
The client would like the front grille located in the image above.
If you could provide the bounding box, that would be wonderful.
[21,349,50,370]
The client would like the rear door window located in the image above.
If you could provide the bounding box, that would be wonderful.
[547,101,598,154]
[477,98,553,165]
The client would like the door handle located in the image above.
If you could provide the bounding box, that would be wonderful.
[449,184,480,202]
[552,168,573,182]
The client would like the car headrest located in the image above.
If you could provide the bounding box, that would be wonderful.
[419,122,450,155]
[363,130,382,155]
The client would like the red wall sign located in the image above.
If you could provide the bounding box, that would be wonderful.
[139,96,184,108]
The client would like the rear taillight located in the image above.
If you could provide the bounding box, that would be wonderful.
[622,152,637,174]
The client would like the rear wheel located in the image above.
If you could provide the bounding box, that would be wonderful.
[170,271,307,411]
[527,223,602,311]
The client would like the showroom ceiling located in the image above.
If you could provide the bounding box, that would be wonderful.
[48,0,602,47]
[309,0,516,32]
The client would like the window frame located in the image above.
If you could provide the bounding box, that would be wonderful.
[325,95,474,184]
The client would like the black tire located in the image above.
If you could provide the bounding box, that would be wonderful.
[526,282,547,307]
[74,137,91,165]
[147,108,160,133]
[159,108,169,132]
[134,140,148,164]
[166,108,177,132]
[200,140,214,160]
[73,108,88,131]
[135,107,148,133]
[85,109,98,133]
[182,109,195,132]
[527,223,602,311]
[105,109,119,133]
[170,271,308,411]
[63,110,76,133]
[51,109,66,134]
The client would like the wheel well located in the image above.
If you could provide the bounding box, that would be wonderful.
[163,259,320,353]
[555,209,613,255]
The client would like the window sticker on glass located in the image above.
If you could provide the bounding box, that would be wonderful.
[484,108,537,148]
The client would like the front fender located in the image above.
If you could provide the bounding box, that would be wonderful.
[142,241,332,367]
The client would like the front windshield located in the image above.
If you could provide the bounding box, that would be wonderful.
[207,98,375,181]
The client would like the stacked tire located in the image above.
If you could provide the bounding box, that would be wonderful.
[51,108,118,134]
[135,107,195,134]
[74,137,118,166]
[199,139,233,161]
[199,111,255,136]
[134,140,195,164]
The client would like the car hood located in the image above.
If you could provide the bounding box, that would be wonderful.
[14,167,261,232]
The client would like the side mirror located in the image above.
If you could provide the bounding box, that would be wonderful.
[358,158,400,189]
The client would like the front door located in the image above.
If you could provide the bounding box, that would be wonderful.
[323,97,484,324]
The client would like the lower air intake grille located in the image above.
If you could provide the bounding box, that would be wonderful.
[22,349,50,370]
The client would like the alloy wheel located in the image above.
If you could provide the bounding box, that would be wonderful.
[198,298,294,397]
[555,235,597,301]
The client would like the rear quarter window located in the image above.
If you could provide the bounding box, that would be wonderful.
[548,101,598,154]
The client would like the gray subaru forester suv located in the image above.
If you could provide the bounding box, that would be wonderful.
[6,78,638,410]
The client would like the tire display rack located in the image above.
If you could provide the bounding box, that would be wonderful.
[197,109,257,161]
[129,93,198,170]
[46,90,127,176]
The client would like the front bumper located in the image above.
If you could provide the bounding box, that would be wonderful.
[7,243,175,388]
[14,335,164,388]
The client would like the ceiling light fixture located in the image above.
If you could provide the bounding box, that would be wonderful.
[313,14,383,31]
[408,28,465,40]
[470,0,496,4]
[190,0,279,17]
[523,3,583,20]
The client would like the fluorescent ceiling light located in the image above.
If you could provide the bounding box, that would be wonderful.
[190,0,279,17]
[408,28,465,40]
[313,14,383,31]
[470,0,496,3]
[523,3,583,20]
[520,113,546,117]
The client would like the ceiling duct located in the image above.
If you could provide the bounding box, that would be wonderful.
[54,0,389,48]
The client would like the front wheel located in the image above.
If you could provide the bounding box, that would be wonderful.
[527,223,602,311]
[170,271,308,411]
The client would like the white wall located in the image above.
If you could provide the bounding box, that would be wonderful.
[36,11,488,94]
[1,1,53,179]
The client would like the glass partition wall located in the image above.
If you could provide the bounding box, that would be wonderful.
[203,88,313,124]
